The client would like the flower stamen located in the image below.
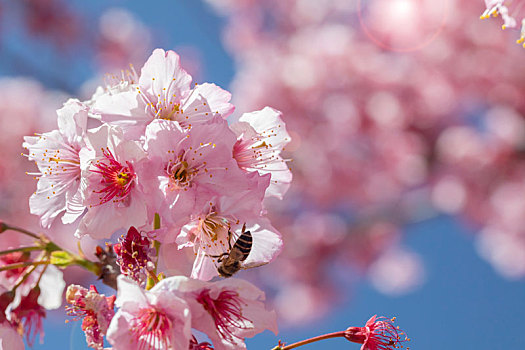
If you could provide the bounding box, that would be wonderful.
[196,289,250,343]
[91,148,135,205]
[131,307,173,350]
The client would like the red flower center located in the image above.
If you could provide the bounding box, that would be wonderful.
[131,307,173,350]
[91,148,135,205]
[114,226,152,283]
[196,289,250,343]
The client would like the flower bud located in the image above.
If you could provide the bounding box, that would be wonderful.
[344,315,409,350]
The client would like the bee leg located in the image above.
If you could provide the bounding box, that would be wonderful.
[241,261,269,270]
[217,252,228,263]
[207,252,228,262]
[226,229,234,250]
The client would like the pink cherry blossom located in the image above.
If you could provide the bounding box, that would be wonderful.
[11,287,46,346]
[23,99,88,228]
[20,0,81,49]
[230,107,292,200]
[345,315,409,350]
[66,284,116,350]
[0,253,65,313]
[93,48,234,137]
[175,187,282,281]
[76,124,149,239]
[155,276,277,350]
[87,66,140,111]
[0,252,30,286]
[139,117,242,238]
[106,276,191,350]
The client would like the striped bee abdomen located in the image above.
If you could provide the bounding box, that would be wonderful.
[233,231,252,261]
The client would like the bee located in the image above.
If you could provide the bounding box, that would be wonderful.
[209,224,266,278]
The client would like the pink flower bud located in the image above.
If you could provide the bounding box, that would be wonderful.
[66,284,115,350]
[344,315,409,350]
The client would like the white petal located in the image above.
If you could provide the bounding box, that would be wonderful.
[106,308,138,350]
[29,177,69,228]
[56,99,88,142]
[243,219,283,266]
[115,276,148,308]
[239,107,290,150]
[184,83,234,118]
[61,185,85,224]
[139,49,192,100]
[259,157,292,200]
[38,265,65,310]
[75,196,148,239]
[93,90,145,124]
[190,249,218,281]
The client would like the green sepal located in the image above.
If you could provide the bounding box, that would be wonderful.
[50,250,75,267]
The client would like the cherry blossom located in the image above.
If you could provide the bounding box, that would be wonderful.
[87,67,140,111]
[198,0,525,321]
[175,189,282,281]
[76,124,149,239]
[96,8,152,71]
[230,107,292,200]
[93,48,234,137]
[66,284,116,350]
[0,287,24,350]
[345,315,409,350]
[155,276,277,350]
[0,77,64,232]
[11,287,46,346]
[23,99,89,227]
[106,276,191,350]
[0,253,65,312]
[0,3,434,343]
[0,256,65,346]
[139,117,243,239]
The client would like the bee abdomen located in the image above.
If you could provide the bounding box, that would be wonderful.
[233,231,252,261]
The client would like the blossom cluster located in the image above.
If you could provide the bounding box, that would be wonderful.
[66,276,277,350]
[0,248,65,349]
[14,48,293,349]
[0,3,418,347]
[24,48,291,282]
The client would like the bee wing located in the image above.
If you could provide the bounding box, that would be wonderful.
[241,261,269,270]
